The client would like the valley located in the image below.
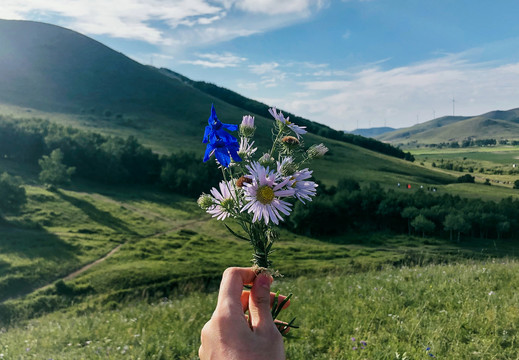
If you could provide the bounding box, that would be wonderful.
[0,19,518,359]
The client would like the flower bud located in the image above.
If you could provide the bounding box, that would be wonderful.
[197,193,214,210]
[239,115,256,137]
[281,135,300,152]
[278,157,297,177]
[236,176,253,187]
[307,143,329,159]
[258,153,275,168]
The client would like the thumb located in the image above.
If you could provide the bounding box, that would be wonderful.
[248,272,274,329]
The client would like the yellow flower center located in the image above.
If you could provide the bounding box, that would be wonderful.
[256,185,275,205]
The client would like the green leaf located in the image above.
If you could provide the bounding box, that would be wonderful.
[223,223,249,241]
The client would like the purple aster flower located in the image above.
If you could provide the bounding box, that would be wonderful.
[241,115,255,128]
[268,107,307,139]
[241,162,295,225]
[207,181,235,220]
[290,168,318,204]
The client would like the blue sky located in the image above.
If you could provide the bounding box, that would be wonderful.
[2,0,519,130]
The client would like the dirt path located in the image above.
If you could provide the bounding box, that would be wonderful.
[27,217,207,296]
[63,243,123,281]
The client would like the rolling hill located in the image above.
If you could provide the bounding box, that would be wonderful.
[377,108,519,144]
[0,18,437,186]
[0,19,402,159]
[349,126,396,138]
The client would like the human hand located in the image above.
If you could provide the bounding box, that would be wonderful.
[199,267,290,360]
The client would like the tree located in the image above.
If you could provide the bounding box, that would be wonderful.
[443,212,470,242]
[497,221,510,240]
[411,214,435,238]
[457,174,475,183]
[514,180,519,189]
[402,206,419,235]
[38,149,76,185]
[0,172,26,216]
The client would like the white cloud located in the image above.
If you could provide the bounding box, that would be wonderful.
[236,0,314,15]
[182,52,247,68]
[0,0,224,44]
[276,55,519,130]
[249,62,280,75]
[248,62,288,88]
[237,81,259,90]
[0,0,326,50]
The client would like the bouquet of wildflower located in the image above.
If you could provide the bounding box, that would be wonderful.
[198,104,327,331]
[198,104,327,270]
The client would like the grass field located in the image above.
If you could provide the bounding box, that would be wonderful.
[1,172,519,359]
[0,259,518,359]
[2,119,519,358]
[408,146,519,199]
[413,146,519,166]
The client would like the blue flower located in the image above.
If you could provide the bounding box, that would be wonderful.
[202,104,242,168]
[203,104,239,144]
[204,139,241,168]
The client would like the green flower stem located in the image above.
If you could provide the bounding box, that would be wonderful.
[247,222,273,269]
[268,125,285,159]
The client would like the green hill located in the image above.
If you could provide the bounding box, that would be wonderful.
[0,19,413,162]
[0,19,222,118]
[377,108,519,144]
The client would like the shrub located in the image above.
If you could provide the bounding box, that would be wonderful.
[0,172,27,214]
[38,149,76,185]
[457,174,475,183]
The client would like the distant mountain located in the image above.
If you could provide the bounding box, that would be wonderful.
[377,108,519,144]
[349,127,396,138]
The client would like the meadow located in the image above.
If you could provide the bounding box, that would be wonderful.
[1,174,519,359]
[0,260,518,359]
[1,117,519,359]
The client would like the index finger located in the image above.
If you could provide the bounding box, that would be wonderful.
[216,267,257,314]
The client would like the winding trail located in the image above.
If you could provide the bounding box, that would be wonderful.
[28,208,207,296]
[63,243,123,281]
[1,187,212,304]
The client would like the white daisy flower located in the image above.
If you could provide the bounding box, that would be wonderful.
[241,162,295,225]
[268,107,307,139]
[238,137,257,158]
[207,180,236,220]
[291,168,318,204]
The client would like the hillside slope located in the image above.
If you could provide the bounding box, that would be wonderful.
[1,19,412,163]
[377,108,519,144]
[0,19,213,116]
[350,127,396,138]
[0,19,451,188]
